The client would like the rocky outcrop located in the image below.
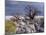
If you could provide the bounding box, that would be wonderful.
[5,16,44,34]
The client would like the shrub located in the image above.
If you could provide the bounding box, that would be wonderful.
[5,20,16,32]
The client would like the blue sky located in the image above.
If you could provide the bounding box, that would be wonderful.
[5,1,44,16]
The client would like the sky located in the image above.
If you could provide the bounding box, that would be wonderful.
[5,0,44,16]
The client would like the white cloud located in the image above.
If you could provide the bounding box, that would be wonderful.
[5,16,13,20]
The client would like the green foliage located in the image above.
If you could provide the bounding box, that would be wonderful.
[5,20,16,32]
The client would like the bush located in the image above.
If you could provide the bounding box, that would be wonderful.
[5,20,16,32]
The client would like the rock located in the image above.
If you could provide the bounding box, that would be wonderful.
[5,16,44,34]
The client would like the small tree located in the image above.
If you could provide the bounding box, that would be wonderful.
[25,5,41,20]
